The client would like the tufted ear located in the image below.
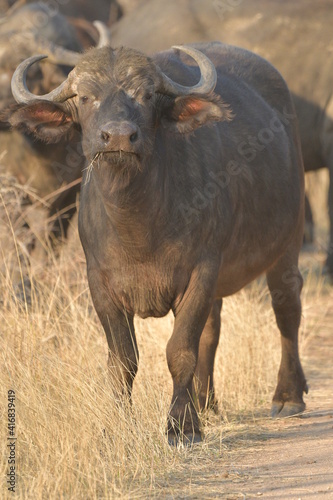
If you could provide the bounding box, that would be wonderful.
[161,94,233,133]
[2,101,76,143]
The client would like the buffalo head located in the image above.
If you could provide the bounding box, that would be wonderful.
[10,45,232,177]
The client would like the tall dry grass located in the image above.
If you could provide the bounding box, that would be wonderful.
[0,170,331,498]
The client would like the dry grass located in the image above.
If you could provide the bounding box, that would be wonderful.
[0,170,331,499]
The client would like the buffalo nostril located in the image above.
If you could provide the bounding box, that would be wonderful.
[101,131,110,142]
[130,131,138,143]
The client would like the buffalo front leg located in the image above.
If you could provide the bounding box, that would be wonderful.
[87,269,138,400]
[167,265,218,444]
[266,252,307,418]
[192,298,222,412]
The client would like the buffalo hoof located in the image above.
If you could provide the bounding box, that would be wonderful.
[195,399,219,416]
[167,431,202,447]
[271,401,306,418]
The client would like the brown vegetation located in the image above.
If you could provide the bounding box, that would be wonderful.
[0,170,331,498]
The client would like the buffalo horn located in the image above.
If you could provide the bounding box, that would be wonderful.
[31,35,80,66]
[11,55,74,104]
[30,21,111,66]
[158,45,217,96]
[93,21,112,48]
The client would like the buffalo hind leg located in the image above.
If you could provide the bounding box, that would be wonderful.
[266,252,308,418]
[192,298,222,413]
[324,162,333,280]
[303,194,314,245]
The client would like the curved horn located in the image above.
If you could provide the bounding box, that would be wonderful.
[93,21,112,48]
[31,34,81,66]
[158,45,217,96]
[31,21,111,64]
[11,55,75,104]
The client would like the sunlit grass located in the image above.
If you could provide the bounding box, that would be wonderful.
[0,170,331,498]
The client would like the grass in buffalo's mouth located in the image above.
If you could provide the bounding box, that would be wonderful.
[98,151,141,173]
[83,151,141,184]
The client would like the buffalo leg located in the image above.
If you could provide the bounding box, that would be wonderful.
[266,251,307,418]
[166,265,217,444]
[325,165,333,279]
[303,193,314,245]
[87,269,138,398]
[192,298,222,412]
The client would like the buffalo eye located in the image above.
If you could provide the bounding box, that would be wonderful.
[144,92,152,101]
[80,96,89,105]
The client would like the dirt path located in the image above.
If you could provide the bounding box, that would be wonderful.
[196,304,333,499]
[164,299,333,499]
[217,413,333,499]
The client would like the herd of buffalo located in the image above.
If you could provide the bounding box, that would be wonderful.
[1,0,331,443]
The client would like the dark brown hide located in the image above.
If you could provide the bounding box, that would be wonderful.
[110,0,333,277]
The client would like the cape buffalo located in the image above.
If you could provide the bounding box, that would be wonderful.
[0,0,122,23]
[9,42,307,443]
[110,0,333,279]
[0,3,111,244]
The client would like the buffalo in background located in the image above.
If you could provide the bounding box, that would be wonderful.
[0,2,111,260]
[109,0,333,280]
[0,0,119,22]
[0,0,144,25]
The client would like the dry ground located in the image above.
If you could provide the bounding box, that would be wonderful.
[161,287,333,500]
[0,170,332,499]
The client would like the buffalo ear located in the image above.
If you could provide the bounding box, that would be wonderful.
[162,94,233,133]
[5,101,75,143]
